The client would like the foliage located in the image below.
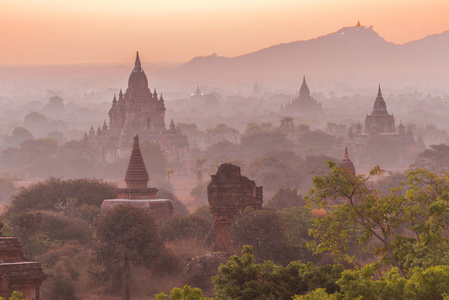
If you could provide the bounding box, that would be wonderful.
[157,188,190,216]
[268,188,305,210]
[300,264,449,300]
[229,208,286,263]
[140,141,168,179]
[4,127,34,146]
[306,163,449,277]
[158,215,214,243]
[9,177,116,213]
[0,291,27,300]
[415,144,449,172]
[0,178,16,203]
[95,205,164,299]
[156,285,211,300]
[213,246,344,300]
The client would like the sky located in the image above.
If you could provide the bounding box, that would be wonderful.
[1,0,449,65]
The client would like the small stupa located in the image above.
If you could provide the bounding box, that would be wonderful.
[101,135,174,219]
[340,147,356,175]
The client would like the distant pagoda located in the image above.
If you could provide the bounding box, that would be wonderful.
[282,76,322,115]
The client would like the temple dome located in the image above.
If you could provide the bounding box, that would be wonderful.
[128,52,149,90]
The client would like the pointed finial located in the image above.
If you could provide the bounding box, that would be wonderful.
[377,84,382,97]
[159,93,164,101]
[344,147,349,159]
[135,51,141,68]
[119,89,123,98]
[113,94,117,103]
[357,20,361,27]
[303,76,306,84]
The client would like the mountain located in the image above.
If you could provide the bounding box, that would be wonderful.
[156,26,449,90]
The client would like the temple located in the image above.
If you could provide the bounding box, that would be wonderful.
[0,224,47,300]
[89,52,189,163]
[346,85,425,166]
[340,147,356,175]
[101,135,174,220]
[281,76,322,115]
[364,85,395,134]
[207,164,263,252]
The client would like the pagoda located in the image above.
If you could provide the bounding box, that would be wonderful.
[101,135,174,220]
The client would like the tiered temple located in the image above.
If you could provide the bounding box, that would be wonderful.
[88,52,189,163]
[101,135,173,219]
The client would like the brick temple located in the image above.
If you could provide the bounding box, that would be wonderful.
[207,164,263,252]
[101,135,174,220]
[88,52,189,163]
[0,224,47,300]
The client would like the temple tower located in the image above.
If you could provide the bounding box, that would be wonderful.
[101,135,173,219]
[365,85,396,134]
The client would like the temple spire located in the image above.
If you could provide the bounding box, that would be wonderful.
[299,75,310,97]
[377,84,382,97]
[124,135,149,189]
[340,147,356,174]
[134,51,142,70]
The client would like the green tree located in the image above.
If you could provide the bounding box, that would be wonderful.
[0,291,27,300]
[155,285,210,300]
[96,205,164,300]
[306,163,449,277]
[213,246,343,300]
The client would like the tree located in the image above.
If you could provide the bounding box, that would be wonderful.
[0,291,27,300]
[96,205,164,300]
[297,264,449,300]
[4,127,34,146]
[229,208,286,263]
[268,188,305,210]
[415,144,449,172]
[306,163,449,277]
[9,177,116,213]
[140,141,167,179]
[155,285,210,300]
[212,246,343,300]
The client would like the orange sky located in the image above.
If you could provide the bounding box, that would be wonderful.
[1,0,449,65]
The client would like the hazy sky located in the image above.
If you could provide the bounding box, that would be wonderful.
[2,0,449,65]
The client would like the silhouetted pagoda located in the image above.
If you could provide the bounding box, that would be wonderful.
[101,135,173,219]
[364,85,395,134]
[345,85,425,166]
[282,76,322,115]
[88,52,189,163]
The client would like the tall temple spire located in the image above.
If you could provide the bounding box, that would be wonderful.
[299,76,310,97]
[373,84,387,112]
[134,51,142,71]
[124,135,149,189]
